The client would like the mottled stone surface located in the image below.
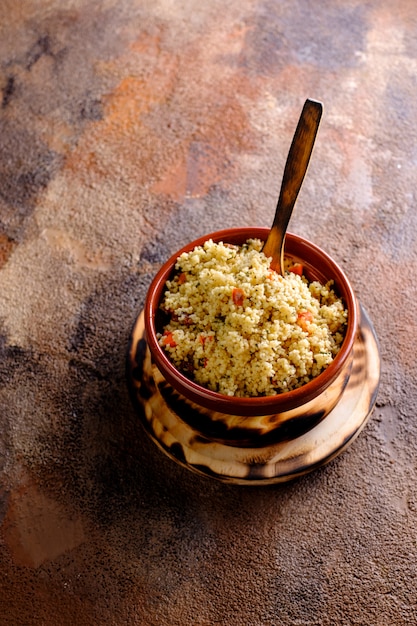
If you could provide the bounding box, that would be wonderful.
[0,1,416,624]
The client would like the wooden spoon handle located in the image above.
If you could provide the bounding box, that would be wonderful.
[263,99,323,272]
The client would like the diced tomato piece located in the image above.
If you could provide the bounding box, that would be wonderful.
[232,288,245,307]
[199,334,213,345]
[178,272,187,284]
[297,310,313,332]
[288,263,304,276]
[163,330,177,347]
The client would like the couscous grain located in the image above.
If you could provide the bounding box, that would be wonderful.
[158,239,347,397]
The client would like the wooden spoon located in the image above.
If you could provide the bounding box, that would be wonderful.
[262,98,323,274]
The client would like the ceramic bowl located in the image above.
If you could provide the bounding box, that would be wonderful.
[143,227,359,447]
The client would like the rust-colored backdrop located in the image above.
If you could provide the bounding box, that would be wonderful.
[1,1,416,624]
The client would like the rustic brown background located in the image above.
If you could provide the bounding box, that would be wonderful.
[1,1,416,624]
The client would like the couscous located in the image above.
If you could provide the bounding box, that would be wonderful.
[158,238,347,397]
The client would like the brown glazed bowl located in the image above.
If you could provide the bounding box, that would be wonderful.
[143,227,359,447]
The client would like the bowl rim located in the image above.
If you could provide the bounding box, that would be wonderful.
[144,227,359,416]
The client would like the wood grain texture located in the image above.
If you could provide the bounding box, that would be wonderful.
[263,99,322,272]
